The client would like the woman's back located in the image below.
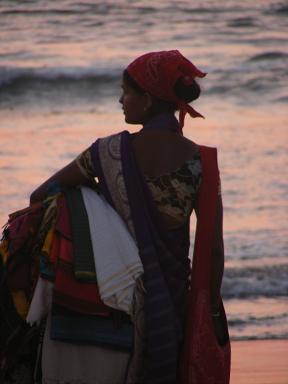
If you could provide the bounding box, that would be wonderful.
[131,130,201,228]
[131,130,199,177]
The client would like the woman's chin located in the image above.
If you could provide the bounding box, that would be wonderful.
[126,116,146,125]
[124,116,136,125]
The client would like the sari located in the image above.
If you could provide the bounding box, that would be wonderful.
[90,128,231,383]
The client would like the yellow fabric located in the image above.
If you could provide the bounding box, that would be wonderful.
[42,226,55,255]
[0,238,10,264]
[37,195,59,252]
[11,290,29,319]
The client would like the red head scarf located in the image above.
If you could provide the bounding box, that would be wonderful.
[126,50,206,130]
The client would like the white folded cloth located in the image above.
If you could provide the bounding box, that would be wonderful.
[26,276,54,326]
[81,186,143,314]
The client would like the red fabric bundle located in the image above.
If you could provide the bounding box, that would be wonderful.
[50,196,110,316]
[126,50,206,129]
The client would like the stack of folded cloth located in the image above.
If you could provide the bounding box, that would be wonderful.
[26,187,143,350]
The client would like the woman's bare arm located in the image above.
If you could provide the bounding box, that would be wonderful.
[30,160,91,204]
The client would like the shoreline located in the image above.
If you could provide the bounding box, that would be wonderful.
[231,339,288,384]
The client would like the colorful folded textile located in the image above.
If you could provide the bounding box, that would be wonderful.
[4,203,45,292]
[0,200,47,320]
[39,216,57,281]
[53,262,110,316]
[0,201,49,375]
[50,305,133,350]
[51,196,111,316]
[5,201,44,256]
[39,196,65,282]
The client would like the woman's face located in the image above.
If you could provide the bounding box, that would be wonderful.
[119,79,149,124]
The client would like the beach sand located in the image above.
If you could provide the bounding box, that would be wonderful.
[231,340,288,384]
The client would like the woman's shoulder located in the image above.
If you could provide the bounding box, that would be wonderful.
[131,130,199,152]
[130,130,201,177]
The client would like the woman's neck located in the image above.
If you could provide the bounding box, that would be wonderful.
[141,112,179,133]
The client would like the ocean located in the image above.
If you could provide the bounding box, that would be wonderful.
[0,0,287,341]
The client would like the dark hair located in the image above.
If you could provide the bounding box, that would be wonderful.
[123,69,201,113]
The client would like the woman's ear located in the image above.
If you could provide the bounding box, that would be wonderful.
[143,92,153,112]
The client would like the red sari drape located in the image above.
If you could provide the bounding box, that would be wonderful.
[180,146,231,384]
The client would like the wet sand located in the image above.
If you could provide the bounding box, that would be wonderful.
[231,340,288,384]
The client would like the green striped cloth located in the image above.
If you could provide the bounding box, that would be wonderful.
[65,188,97,282]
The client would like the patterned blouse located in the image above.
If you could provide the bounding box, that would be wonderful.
[76,148,202,228]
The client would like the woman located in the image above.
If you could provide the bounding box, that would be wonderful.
[29,50,231,383]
